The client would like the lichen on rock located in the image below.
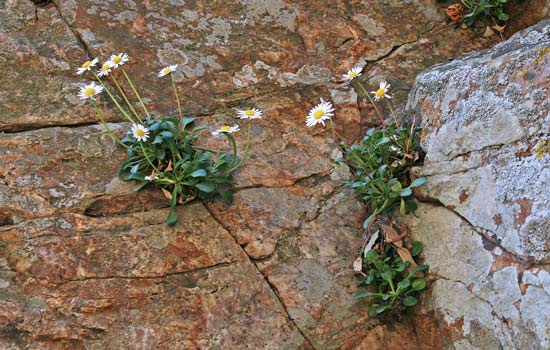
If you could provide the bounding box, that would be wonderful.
[404,19,550,349]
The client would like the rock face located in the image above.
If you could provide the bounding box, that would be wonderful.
[1,0,549,349]
[404,20,550,350]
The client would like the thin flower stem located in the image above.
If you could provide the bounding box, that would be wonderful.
[92,72,135,124]
[226,121,251,173]
[327,119,346,144]
[387,101,400,128]
[223,133,238,168]
[171,75,183,119]
[406,115,417,154]
[91,101,128,149]
[356,80,385,124]
[121,67,150,118]
[139,142,160,172]
[111,74,143,123]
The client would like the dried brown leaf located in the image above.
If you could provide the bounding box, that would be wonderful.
[397,247,418,269]
[483,26,496,38]
[164,160,173,172]
[445,3,464,24]
[492,24,506,33]
[161,188,172,200]
[380,223,404,248]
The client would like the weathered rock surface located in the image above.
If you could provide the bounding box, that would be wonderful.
[403,19,550,349]
[0,205,308,349]
[1,0,550,348]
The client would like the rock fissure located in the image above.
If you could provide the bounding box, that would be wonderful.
[430,197,536,266]
[202,203,318,349]
[65,260,238,283]
[429,272,518,344]
[51,2,93,63]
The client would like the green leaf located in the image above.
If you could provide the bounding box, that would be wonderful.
[219,189,233,204]
[181,117,196,129]
[377,137,390,146]
[368,304,376,317]
[376,305,388,314]
[405,199,418,213]
[132,181,148,192]
[400,198,406,215]
[498,12,509,21]
[118,168,143,181]
[381,271,393,284]
[363,213,376,229]
[400,187,412,197]
[365,249,378,262]
[365,273,374,284]
[411,241,423,256]
[403,296,417,306]
[165,208,179,226]
[353,291,376,299]
[160,131,174,138]
[409,177,427,188]
[411,279,426,291]
[395,260,409,272]
[377,165,388,176]
[148,121,161,131]
[397,278,411,291]
[408,264,429,278]
[190,169,207,177]
[390,182,402,192]
[153,135,163,144]
[156,148,166,160]
[195,182,215,193]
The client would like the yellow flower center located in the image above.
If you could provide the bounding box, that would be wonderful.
[101,63,110,72]
[220,126,232,132]
[313,110,324,120]
[112,55,122,64]
[348,71,358,79]
[136,128,145,137]
[375,88,385,98]
[82,60,92,69]
[244,109,255,117]
[162,67,171,74]
[84,87,96,97]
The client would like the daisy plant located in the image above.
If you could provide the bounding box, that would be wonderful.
[306,66,429,316]
[77,54,260,225]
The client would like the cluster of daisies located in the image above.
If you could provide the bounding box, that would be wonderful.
[128,108,262,143]
[212,108,263,137]
[306,65,392,128]
[77,53,129,77]
[77,52,175,100]
[76,52,265,144]
[77,54,391,143]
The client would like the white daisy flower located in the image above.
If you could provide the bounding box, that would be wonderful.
[342,66,363,82]
[131,124,150,142]
[76,58,98,75]
[144,175,159,181]
[306,98,335,128]
[97,61,112,77]
[371,81,391,101]
[108,53,129,68]
[78,82,104,100]
[157,64,178,78]
[237,108,263,120]
[211,124,240,137]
